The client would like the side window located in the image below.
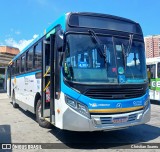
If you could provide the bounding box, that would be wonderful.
[157,63,160,78]
[34,42,42,69]
[26,48,33,71]
[147,64,156,79]
[17,58,20,74]
[21,55,25,73]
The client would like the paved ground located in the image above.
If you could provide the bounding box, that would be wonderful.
[0,93,160,152]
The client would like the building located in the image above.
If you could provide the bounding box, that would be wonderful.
[144,35,160,58]
[0,46,19,92]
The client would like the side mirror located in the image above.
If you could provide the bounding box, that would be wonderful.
[56,29,64,51]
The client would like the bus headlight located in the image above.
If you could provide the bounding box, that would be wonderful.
[143,99,150,112]
[66,97,77,108]
[65,96,90,119]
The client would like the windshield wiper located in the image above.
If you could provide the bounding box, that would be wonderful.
[126,34,134,57]
[122,44,126,70]
[88,30,105,58]
[121,34,133,70]
[88,29,107,63]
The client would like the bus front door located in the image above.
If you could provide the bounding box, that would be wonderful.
[41,34,56,124]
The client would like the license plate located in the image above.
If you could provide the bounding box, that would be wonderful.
[112,117,128,124]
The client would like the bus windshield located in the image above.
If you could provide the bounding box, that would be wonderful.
[63,34,147,84]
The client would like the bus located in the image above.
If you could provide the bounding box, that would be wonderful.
[146,57,160,103]
[7,12,150,131]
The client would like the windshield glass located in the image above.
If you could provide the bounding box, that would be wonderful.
[63,34,147,84]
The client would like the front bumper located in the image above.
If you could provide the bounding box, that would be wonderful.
[62,104,151,132]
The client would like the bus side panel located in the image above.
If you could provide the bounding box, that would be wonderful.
[11,74,41,113]
[24,74,38,108]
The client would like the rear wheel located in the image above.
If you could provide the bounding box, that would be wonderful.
[12,92,19,108]
[36,99,52,128]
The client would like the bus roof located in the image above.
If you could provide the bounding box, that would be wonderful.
[71,12,139,24]
[12,13,67,62]
[11,12,141,63]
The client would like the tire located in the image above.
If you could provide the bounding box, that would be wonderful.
[36,99,52,128]
[12,92,19,108]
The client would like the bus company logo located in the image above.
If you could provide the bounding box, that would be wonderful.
[89,103,97,107]
[116,103,122,108]
[133,100,142,106]
[97,104,110,107]
[89,103,110,107]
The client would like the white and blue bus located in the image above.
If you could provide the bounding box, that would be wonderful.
[7,12,150,131]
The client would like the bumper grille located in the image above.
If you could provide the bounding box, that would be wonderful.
[100,117,112,124]
[128,113,137,122]
[84,87,145,100]
[99,113,138,125]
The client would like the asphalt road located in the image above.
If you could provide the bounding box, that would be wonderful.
[0,93,160,152]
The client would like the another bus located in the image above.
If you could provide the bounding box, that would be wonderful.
[7,12,150,131]
[146,57,160,103]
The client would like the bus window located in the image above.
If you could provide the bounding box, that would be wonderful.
[12,62,15,75]
[157,63,160,78]
[151,64,156,79]
[127,53,141,73]
[21,55,25,73]
[147,64,156,79]
[17,58,20,74]
[34,42,42,69]
[26,48,33,71]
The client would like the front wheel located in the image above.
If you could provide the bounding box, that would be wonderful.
[36,99,52,128]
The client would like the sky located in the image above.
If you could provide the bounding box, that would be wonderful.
[0,0,160,51]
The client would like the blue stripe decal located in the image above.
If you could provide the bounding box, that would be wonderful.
[61,70,149,110]
[78,91,148,110]
[61,74,81,100]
